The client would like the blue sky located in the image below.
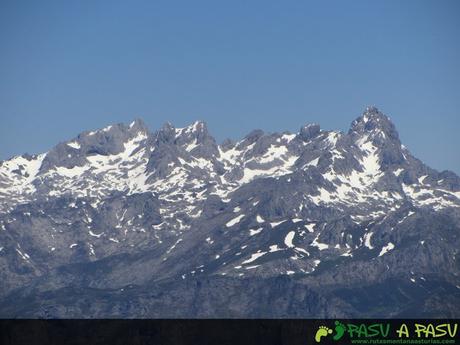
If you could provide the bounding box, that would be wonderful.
[1,1,459,173]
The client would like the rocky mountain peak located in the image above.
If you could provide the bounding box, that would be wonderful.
[188,120,207,134]
[38,120,149,173]
[349,106,399,142]
[177,121,212,142]
[154,122,177,144]
[127,118,149,134]
[299,123,321,141]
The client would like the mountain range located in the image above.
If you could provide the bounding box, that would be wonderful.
[0,106,459,317]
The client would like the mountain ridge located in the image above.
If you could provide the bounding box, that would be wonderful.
[0,107,459,318]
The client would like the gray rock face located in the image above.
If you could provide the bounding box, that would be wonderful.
[40,119,149,172]
[299,124,321,141]
[0,107,459,318]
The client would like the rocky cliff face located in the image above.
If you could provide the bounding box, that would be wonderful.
[0,107,459,317]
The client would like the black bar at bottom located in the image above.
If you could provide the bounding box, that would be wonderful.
[0,319,458,345]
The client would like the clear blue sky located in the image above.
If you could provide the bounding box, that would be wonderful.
[1,1,459,173]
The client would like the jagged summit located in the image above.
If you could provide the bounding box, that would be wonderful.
[299,123,321,141]
[182,120,208,133]
[127,118,149,133]
[349,106,399,141]
[177,121,213,142]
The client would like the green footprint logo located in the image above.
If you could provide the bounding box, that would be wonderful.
[315,326,333,343]
[333,321,346,341]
